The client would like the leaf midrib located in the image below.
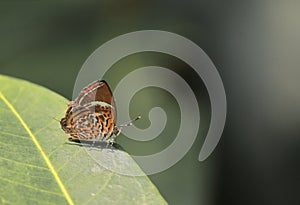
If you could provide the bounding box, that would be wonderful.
[0,91,74,205]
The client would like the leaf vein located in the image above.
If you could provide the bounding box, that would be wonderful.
[0,92,75,205]
[0,176,64,197]
[33,120,56,136]
[82,171,114,205]
[0,156,48,170]
[56,148,82,172]
[0,131,30,140]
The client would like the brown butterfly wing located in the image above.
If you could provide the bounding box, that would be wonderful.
[74,80,116,119]
[67,103,116,141]
[61,80,117,142]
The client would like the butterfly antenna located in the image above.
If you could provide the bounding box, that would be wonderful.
[52,117,61,122]
[119,115,141,127]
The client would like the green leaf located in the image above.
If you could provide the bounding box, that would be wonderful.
[0,75,167,205]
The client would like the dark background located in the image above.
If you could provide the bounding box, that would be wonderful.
[1,1,299,204]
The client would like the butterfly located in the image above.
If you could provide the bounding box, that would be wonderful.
[60,80,140,144]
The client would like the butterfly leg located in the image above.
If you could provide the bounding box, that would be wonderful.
[108,137,115,146]
[92,134,97,146]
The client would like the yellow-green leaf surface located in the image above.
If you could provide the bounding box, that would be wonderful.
[0,75,167,205]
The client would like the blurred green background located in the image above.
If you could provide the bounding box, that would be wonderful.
[1,1,299,205]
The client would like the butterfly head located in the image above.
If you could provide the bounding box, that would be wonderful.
[60,117,72,133]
